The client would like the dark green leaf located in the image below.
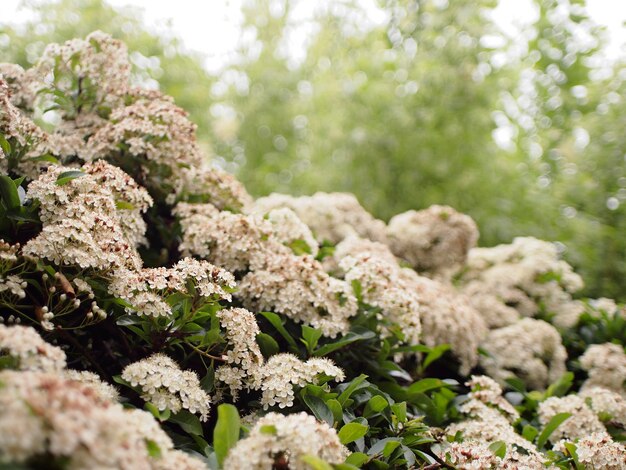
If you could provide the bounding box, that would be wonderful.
[338,374,368,406]
[0,176,20,210]
[260,311,298,351]
[313,328,376,357]
[169,410,203,436]
[302,393,334,427]
[256,332,279,357]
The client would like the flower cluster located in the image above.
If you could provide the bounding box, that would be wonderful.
[0,324,66,372]
[460,237,584,328]
[479,318,567,390]
[263,207,319,257]
[555,433,626,470]
[238,252,358,338]
[538,394,608,443]
[0,369,205,469]
[252,191,388,244]
[121,354,211,421]
[579,343,626,396]
[177,202,358,337]
[0,77,48,175]
[580,387,626,427]
[109,258,235,317]
[386,205,479,275]
[341,253,422,346]
[444,376,546,467]
[251,354,345,409]
[215,309,345,407]
[23,163,145,271]
[223,412,349,470]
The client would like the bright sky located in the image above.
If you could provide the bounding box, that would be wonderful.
[3,0,625,72]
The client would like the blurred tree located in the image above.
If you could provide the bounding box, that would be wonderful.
[215,0,542,245]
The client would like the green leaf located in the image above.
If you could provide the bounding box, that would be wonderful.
[544,372,574,398]
[213,404,241,467]
[421,344,451,370]
[144,402,162,420]
[313,328,376,356]
[55,170,85,186]
[115,200,136,210]
[345,452,369,466]
[302,393,334,426]
[0,134,11,155]
[300,455,333,470]
[338,422,369,445]
[391,402,407,423]
[367,438,401,457]
[259,424,277,435]
[407,378,447,395]
[288,238,313,255]
[536,412,571,449]
[563,442,584,470]
[522,424,539,442]
[326,398,343,424]
[145,439,162,458]
[0,176,20,210]
[256,332,279,357]
[364,395,388,417]
[260,311,298,351]
[301,325,323,353]
[488,441,507,459]
[338,374,368,406]
[169,410,203,436]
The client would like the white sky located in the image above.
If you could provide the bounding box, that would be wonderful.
[3,0,625,72]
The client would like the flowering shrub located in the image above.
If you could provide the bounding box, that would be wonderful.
[0,32,624,469]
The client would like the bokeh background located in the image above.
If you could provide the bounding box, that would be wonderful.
[1,0,625,300]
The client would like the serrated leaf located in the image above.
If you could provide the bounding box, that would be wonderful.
[522,424,538,442]
[407,378,446,395]
[326,398,343,423]
[301,325,323,353]
[0,135,11,155]
[338,422,369,445]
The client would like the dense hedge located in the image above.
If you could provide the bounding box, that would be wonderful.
[0,33,624,469]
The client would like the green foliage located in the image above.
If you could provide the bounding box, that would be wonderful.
[213,404,241,467]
